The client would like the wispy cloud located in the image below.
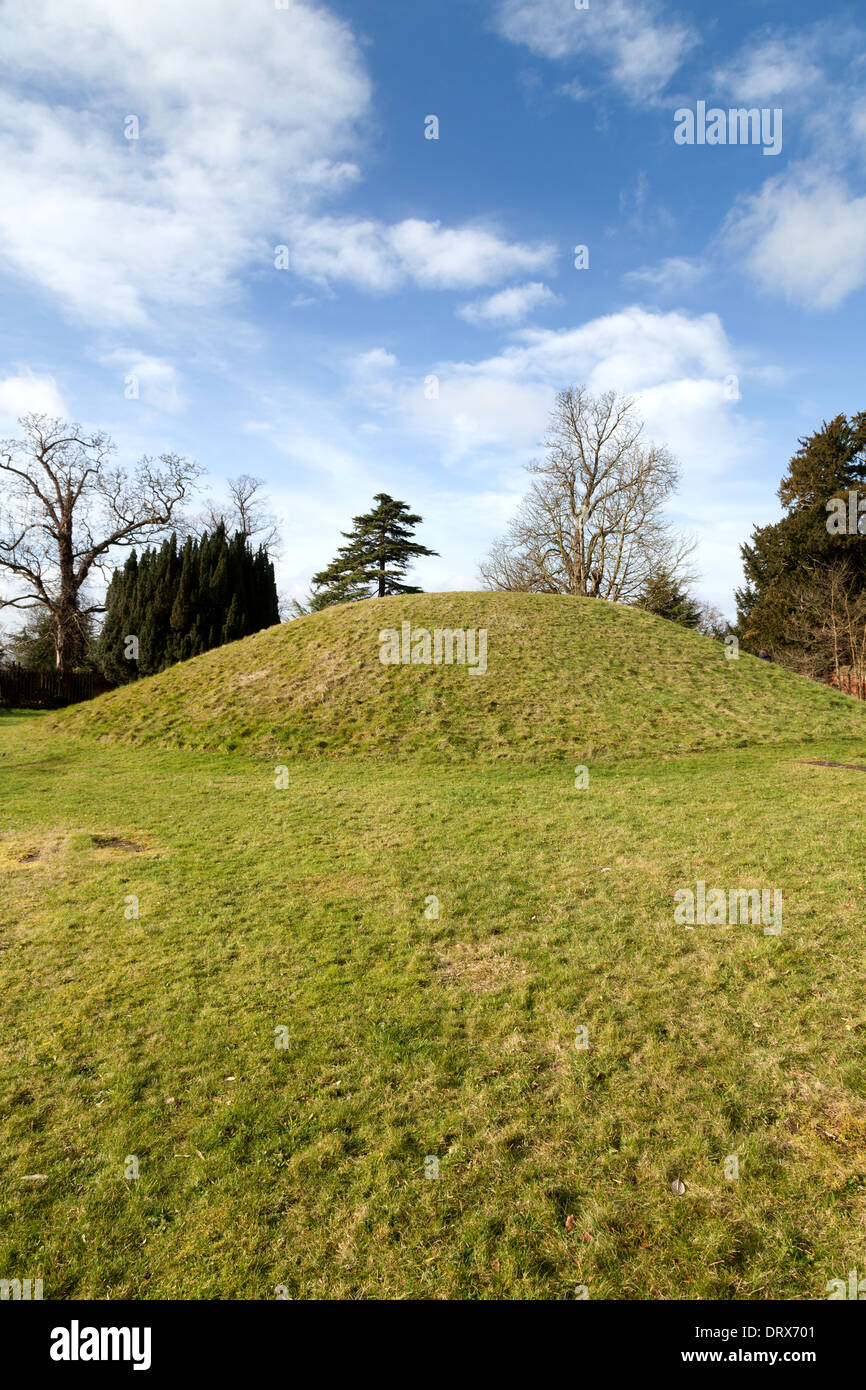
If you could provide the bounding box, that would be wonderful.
[289,217,555,294]
[458,281,558,325]
[98,350,186,413]
[725,171,866,311]
[712,31,824,105]
[492,0,697,103]
[624,257,707,295]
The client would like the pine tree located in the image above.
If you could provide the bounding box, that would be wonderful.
[307,570,371,611]
[310,493,437,608]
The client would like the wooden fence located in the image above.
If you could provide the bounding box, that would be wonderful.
[0,665,115,709]
[831,668,866,700]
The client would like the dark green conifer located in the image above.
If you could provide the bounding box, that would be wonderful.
[309,493,437,609]
[99,525,279,681]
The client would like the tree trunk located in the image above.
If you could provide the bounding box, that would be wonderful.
[54,599,86,673]
[55,526,83,672]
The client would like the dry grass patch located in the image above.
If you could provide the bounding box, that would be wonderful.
[435,942,530,994]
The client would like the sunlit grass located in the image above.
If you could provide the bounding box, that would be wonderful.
[2,709,865,1299]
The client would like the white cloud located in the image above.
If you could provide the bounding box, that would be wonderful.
[337,308,747,508]
[458,281,558,325]
[353,348,398,374]
[493,0,697,103]
[0,1,370,326]
[725,171,866,310]
[99,350,185,413]
[713,33,824,104]
[0,372,66,427]
[475,306,737,394]
[402,375,555,471]
[290,216,555,293]
[690,25,866,310]
[0,0,551,326]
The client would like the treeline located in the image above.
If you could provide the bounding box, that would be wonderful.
[4,404,863,695]
[1,525,280,682]
[99,526,279,682]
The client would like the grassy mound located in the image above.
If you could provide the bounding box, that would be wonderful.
[52,591,866,760]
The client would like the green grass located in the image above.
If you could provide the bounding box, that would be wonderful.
[4,594,866,1299]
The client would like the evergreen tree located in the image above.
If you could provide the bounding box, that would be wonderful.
[736,414,866,653]
[98,527,279,681]
[170,536,199,661]
[636,567,702,628]
[309,493,438,609]
[98,551,137,681]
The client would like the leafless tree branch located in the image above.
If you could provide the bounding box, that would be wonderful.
[479,386,693,603]
[0,414,202,670]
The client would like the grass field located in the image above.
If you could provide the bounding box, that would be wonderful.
[3,595,866,1299]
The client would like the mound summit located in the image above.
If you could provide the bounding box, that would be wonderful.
[53,592,866,761]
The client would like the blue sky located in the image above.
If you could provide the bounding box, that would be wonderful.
[1,0,865,617]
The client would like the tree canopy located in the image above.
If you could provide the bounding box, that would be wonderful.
[0,415,201,670]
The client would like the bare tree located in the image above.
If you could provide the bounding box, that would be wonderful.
[0,414,202,671]
[199,474,282,555]
[784,561,866,697]
[694,600,730,642]
[479,386,694,602]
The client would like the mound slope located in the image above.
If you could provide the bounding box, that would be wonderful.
[52,591,866,761]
